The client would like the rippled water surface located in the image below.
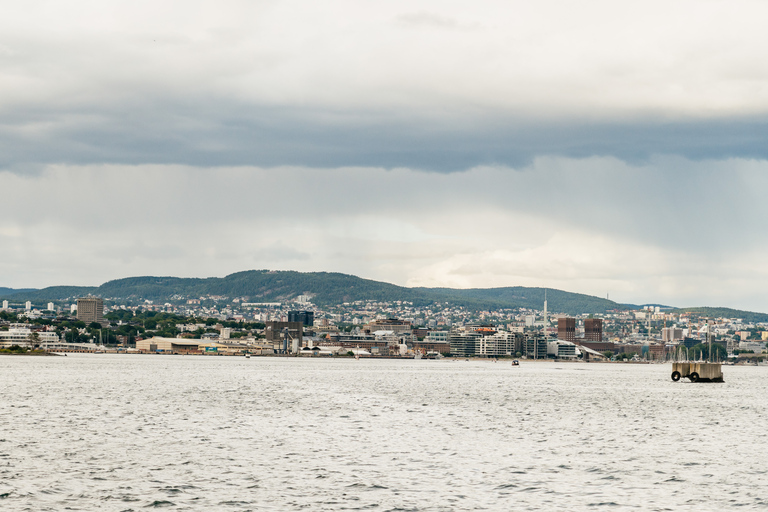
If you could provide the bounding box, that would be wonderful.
[1,355,767,511]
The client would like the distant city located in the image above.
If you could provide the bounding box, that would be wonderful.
[2,290,766,362]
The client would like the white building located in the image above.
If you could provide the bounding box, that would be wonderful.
[476,331,518,356]
[0,326,60,347]
[548,339,578,359]
[739,341,766,353]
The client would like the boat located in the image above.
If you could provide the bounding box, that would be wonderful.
[245,353,251,359]
[512,360,519,366]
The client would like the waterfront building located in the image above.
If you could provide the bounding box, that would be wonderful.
[0,326,59,347]
[449,331,481,357]
[548,339,578,359]
[77,297,104,325]
[524,335,548,359]
[136,337,252,355]
[477,331,522,356]
[576,341,615,354]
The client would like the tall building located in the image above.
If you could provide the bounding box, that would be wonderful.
[288,310,314,326]
[558,317,576,342]
[525,335,548,359]
[449,331,481,357]
[76,297,104,325]
[584,318,603,342]
[662,327,683,342]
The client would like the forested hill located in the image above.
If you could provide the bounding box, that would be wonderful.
[1,270,625,315]
[670,307,768,324]
[0,287,37,296]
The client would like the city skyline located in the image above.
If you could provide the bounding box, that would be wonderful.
[2,1,768,311]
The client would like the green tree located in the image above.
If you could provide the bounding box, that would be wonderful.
[691,343,727,361]
[27,331,41,347]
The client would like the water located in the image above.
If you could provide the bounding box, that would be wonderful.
[1,355,766,511]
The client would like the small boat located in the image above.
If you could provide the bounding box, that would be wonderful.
[512,360,520,366]
[245,353,251,359]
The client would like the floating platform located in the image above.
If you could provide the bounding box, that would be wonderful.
[671,362,723,382]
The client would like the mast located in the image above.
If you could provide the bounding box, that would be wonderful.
[542,289,548,360]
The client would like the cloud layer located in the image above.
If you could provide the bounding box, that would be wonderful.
[3,1,768,169]
[3,1,768,311]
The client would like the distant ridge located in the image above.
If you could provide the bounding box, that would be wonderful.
[1,270,622,315]
[0,287,38,297]
[2,270,767,320]
[670,307,768,324]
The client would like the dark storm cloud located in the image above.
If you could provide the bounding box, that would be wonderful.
[3,103,768,171]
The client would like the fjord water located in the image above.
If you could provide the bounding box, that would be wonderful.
[1,356,766,511]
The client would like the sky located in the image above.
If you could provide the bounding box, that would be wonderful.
[2,0,768,311]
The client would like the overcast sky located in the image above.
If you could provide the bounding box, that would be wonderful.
[2,0,768,311]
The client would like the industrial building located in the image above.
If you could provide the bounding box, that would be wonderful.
[136,337,206,353]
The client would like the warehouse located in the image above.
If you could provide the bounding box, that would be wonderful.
[136,337,204,354]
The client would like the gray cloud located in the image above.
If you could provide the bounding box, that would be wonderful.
[3,102,768,171]
[2,1,768,171]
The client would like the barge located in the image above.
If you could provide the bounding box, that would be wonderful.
[671,361,723,382]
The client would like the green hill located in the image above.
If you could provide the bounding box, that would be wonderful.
[4,270,767,319]
[0,287,38,297]
[670,307,768,324]
[0,270,625,315]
